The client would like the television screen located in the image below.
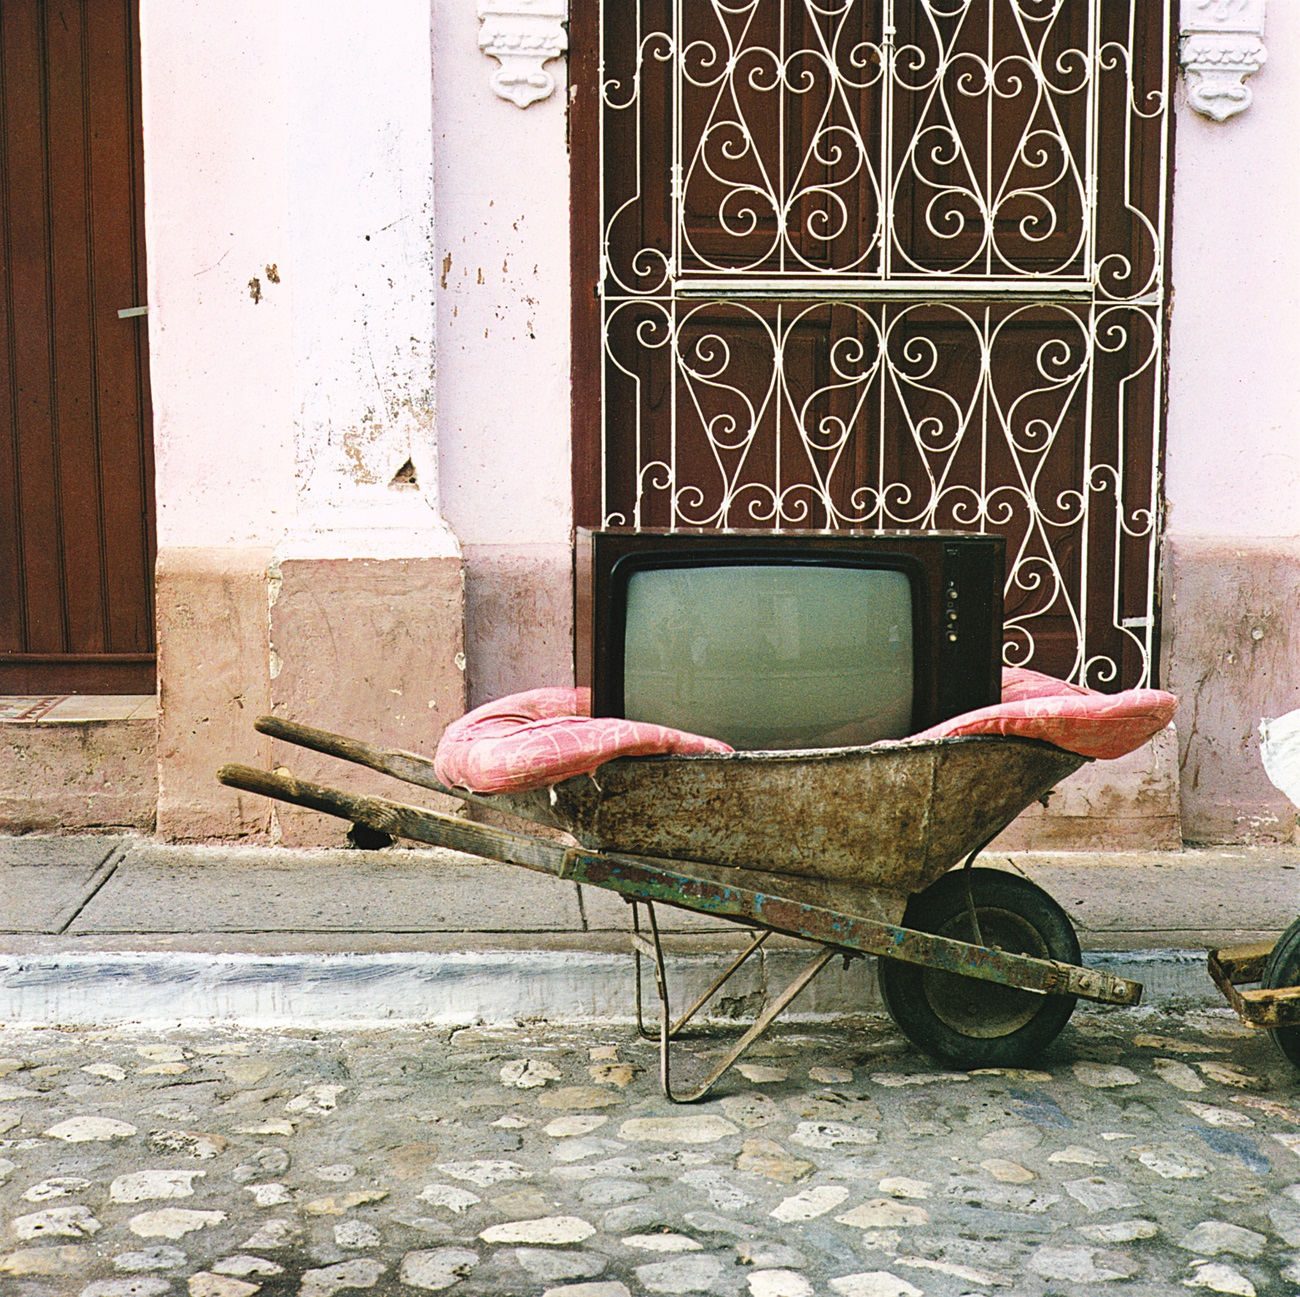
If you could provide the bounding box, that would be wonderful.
[576,528,1004,752]
[623,563,914,748]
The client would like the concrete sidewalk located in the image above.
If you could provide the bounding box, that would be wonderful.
[2,833,1299,1025]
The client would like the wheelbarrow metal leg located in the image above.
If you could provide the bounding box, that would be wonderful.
[635,902,838,1103]
[631,902,666,1043]
[632,902,771,1042]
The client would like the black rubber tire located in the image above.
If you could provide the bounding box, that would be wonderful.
[877,868,1081,1069]
[1263,914,1300,1069]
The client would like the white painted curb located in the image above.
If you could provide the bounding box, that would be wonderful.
[0,948,1212,1027]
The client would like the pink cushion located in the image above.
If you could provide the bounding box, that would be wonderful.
[1001,665,1097,703]
[434,686,734,794]
[911,682,1178,760]
[435,671,1178,793]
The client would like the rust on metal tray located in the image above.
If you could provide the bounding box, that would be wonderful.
[485,736,1087,900]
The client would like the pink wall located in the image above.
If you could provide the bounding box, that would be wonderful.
[431,3,572,550]
[1162,2,1300,840]
[141,0,296,549]
[1166,3,1300,539]
[431,1,575,703]
[139,3,1300,840]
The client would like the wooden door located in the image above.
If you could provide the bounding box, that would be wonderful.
[0,0,155,695]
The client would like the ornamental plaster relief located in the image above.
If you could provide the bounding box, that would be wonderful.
[477,0,568,108]
[1180,0,1267,121]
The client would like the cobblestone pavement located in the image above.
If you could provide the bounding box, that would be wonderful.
[2,1006,1300,1296]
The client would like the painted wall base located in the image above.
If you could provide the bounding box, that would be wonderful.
[1163,535,1300,844]
[156,548,274,842]
[462,543,574,708]
[995,726,1182,851]
[267,556,466,846]
[0,720,156,833]
[54,534,1300,851]
[155,547,465,845]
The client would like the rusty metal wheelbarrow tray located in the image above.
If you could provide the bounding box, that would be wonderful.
[219,715,1142,1099]
[487,737,1090,920]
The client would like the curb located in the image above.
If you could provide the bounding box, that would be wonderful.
[0,947,1216,1028]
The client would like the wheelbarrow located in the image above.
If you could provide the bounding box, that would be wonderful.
[218,717,1142,1101]
[1207,932,1300,1068]
[1206,709,1300,1067]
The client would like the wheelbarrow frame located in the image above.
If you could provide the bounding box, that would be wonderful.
[1208,942,1300,1028]
[218,715,1142,1100]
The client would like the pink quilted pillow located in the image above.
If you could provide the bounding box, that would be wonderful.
[1001,665,1097,703]
[911,685,1178,760]
[434,686,734,794]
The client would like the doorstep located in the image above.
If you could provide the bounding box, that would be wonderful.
[0,696,157,833]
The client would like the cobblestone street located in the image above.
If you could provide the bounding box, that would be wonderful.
[1,1006,1300,1295]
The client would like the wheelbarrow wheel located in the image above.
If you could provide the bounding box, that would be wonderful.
[877,868,1081,1069]
[1263,913,1300,1068]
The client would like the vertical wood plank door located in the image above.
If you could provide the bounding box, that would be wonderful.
[0,0,155,694]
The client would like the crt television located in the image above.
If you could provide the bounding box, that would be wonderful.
[575,528,1005,751]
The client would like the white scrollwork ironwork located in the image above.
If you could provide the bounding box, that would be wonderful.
[600,1,1171,689]
[1179,0,1266,122]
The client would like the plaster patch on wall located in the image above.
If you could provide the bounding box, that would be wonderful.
[1180,0,1268,120]
[340,409,385,486]
[300,343,437,503]
[477,0,568,108]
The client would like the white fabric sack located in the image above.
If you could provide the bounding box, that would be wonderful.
[1260,708,1300,808]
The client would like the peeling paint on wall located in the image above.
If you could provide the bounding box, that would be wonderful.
[266,562,283,611]
[271,3,455,558]
[339,409,384,487]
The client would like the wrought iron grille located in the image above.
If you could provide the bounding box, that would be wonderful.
[597,0,1171,688]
